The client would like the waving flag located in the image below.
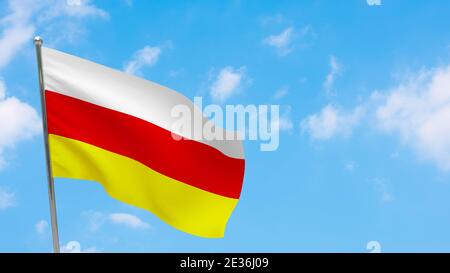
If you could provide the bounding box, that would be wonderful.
[41,47,245,238]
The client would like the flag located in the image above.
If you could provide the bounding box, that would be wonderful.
[41,47,245,238]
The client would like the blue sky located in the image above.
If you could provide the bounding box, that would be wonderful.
[1,0,450,252]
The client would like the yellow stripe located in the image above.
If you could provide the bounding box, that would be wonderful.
[49,134,238,238]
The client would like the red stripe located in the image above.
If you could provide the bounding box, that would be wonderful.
[45,90,244,199]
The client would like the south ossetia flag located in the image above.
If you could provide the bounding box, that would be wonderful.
[42,47,245,238]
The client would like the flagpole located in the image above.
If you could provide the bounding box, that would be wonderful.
[34,36,60,253]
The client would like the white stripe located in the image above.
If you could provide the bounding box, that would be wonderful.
[42,47,244,159]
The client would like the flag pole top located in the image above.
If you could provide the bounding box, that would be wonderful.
[34,36,43,46]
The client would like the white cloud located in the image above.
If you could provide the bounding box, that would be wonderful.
[301,104,364,140]
[263,25,314,56]
[345,161,358,171]
[0,187,15,209]
[367,0,382,6]
[83,211,151,231]
[272,105,293,132]
[43,0,108,21]
[82,210,106,232]
[0,0,36,69]
[375,65,450,170]
[370,178,394,203]
[35,220,49,234]
[61,241,98,253]
[0,0,108,69]
[89,211,105,232]
[108,213,151,230]
[323,55,341,96]
[273,86,289,100]
[278,117,293,132]
[169,68,183,78]
[42,1,108,47]
[67,0,83,6]
[0,24,34,68]
[0,80,41,169]
[210,66,247,102]
[124,46,162,75]
[303,63,450,171]
[263,27,294,55]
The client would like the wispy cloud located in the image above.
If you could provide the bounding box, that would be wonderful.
[304,62,450,171]
[323,55,341,96]
[0,79,41,169]
[374,65,450,170]
[42,0,109,46]
[301,104,364,140]
[108,213,151,230]
[82,210,105,232]
[273,86,289,100]
[62,0,109,18]
[345,161,358,171]
[124,46,162,75]
[169,68,184,78]
[263,25,314,56]
[272,105,293,132]
[84,211,151,231]
[35,220,49,234]
[263,27,294,56]
[366,0,382,6]
[210,66,248,102]
[369,178,394,203]
[0,0,36,69]
[0,0,108,68]
[0,187,15,210]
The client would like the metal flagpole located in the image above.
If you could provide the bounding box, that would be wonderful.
[34,36,60,253]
